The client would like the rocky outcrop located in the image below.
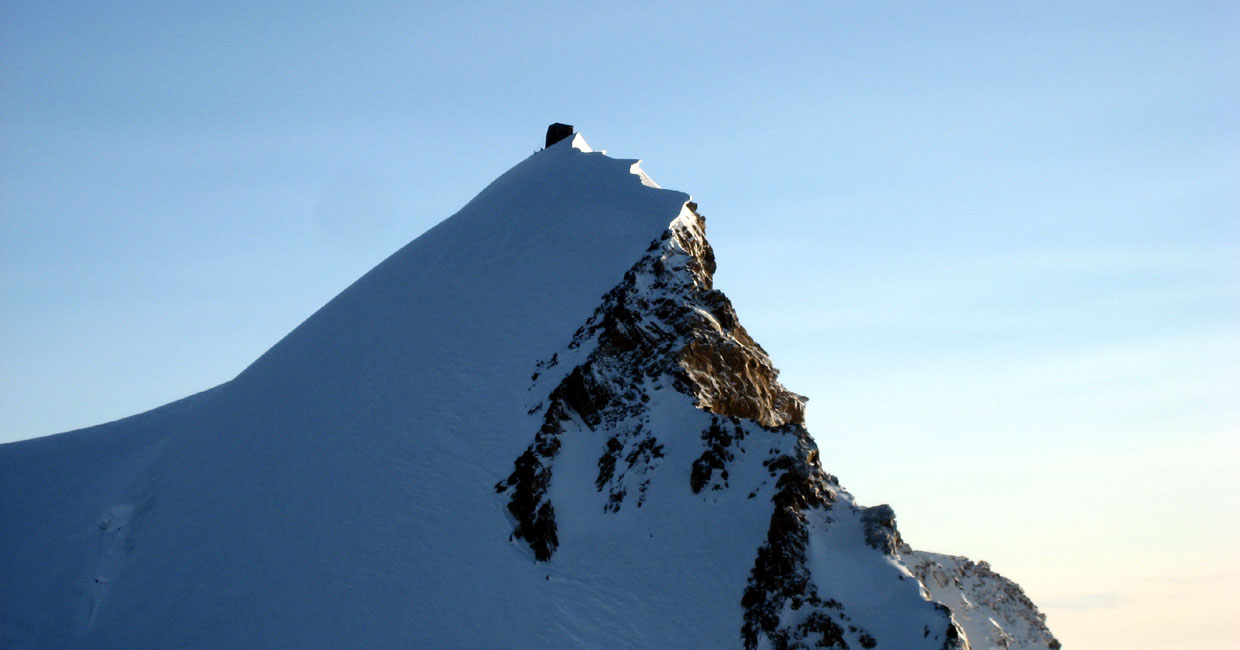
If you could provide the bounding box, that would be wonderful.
[496,201,1043,649]
[903,550,1061,650]
[497,203,808,560]
[861,504,901,555]
[739,437,856,650]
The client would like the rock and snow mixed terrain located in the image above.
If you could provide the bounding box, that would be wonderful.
[0,133,1058,649]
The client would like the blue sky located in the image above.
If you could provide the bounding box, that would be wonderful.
[2,2,1237,647]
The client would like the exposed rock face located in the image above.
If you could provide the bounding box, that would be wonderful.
[496,203,990,649]
[739,441,848,650]
[496,203,768,557]
[497,203,809,553]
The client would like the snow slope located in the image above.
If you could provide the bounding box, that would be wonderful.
[1,133,1057,649]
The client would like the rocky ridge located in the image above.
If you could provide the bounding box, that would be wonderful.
[903,549,1062,650]
[495,201,1032,649]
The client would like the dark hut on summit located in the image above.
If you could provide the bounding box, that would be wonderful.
[545,123,574,148]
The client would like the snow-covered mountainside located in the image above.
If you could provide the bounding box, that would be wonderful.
[0,133,1058,649]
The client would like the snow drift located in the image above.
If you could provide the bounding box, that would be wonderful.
[1,133,1057,649]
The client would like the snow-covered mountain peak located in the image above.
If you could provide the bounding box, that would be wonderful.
[0,135,1057,650]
